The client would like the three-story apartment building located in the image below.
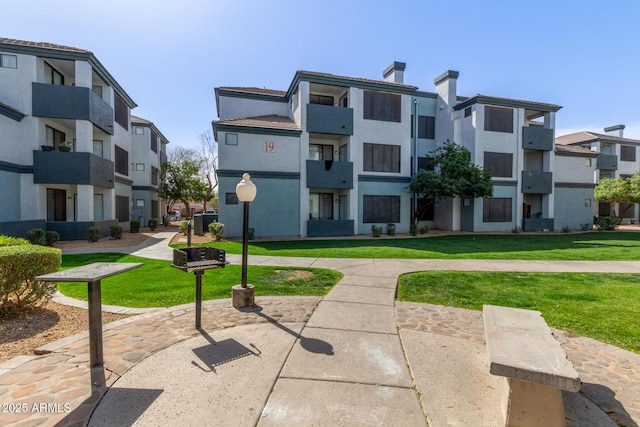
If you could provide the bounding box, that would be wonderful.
[0,38,162,240]
[214,63,605,238]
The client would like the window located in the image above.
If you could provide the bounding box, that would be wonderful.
[133,127,144,135]
[93,140,104,157]
[135,163,145,171]
[600,143,615,155]
[363,195,401,223]
[151,166,158,186]
[464,107,472,118]
[44,62,64,85]
[598,202,610,217]
[92,85,102,98]
[416,197,434,221]
[483,198,512,222]
[225,192,238,205]
[45,126,65,149]
[416,157,434,171]
[151,131,158,153]
[585,199,591,207]
[115,145,128,175]
[0,54,17,68]
[339,94,348,107]
[46,189,66,221]
[411,115,435,139]
[620,145,636,162]
[363,91,401,122]
[136,199,145,207]
[310,94,333,105]
[114,94,129,130]
[484,106,513,133]
[225,133,238,146]
[309,193,334,220]
[484,152,513,177]
[619,203,635,218]
[309,144,333,161]
[585,158,592,167]
[115,196,129,222]
[93,194,104,221]
[363,143,401,173]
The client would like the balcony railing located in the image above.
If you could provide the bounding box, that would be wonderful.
[306,104,353,135]
[307,220,354,237]
[521,171,552,194]
[522,126,554,151]
[32,83,114,134]
[596,154,617,170]
[522,218,554,232]
[33,150,115,188]
[306,160,353,188]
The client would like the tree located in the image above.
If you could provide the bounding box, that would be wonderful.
[197,130,219,211]
[158,147,207,219]
[408,141,493,221]
[594,173,640,217]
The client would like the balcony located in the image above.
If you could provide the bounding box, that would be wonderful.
[306,104,353,135]
[596,154,617,170]
[521,171,552,194]
[522,127,553,151]
[522,218,554,232]
[307,220,354,237]
[306,160,353,189]
[33,150,114,188]
[32,83,114,134]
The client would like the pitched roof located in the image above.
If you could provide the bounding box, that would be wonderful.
[130,115,170,144]
[131,115,152,125]
[454,94,562,112]
[296,70,418,91]
[217,87,286,97]
[556,131,640,146]
[555,144,599,157]
[215,114,300,131]
[0,38,89,54]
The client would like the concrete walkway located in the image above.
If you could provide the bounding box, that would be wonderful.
[2,232,639,426]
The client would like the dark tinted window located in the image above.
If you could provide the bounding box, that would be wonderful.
[115,145,128,175]
[116,195,129,222]
[484,106,513,133]
[483,198,512,222]
[310,94,333,105]
[620,145,636,162]
[416,197,434,221]
[484,152,513,177]
[151,131,158,153]
[226,192,238,205]
[363,143,400,173]
[364,91,401,122]
[114,94,129,130]
[363,195,401,223]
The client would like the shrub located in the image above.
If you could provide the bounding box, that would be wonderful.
[562,225,571,233]
[419,226,429,234]
[386,223,396,236]
[512,226,522,234]
[87,226,100,242]
[45,231,59,246]
[409,223,418,236]
[180,220,189,235]
[581,223,591,231]
[371,225,382,237]
[26,228,46,246]
[0,235,29,247]
[208,222,225,240]
[148,218,158,231]
[0,245,61,316]
[110,225,123,239]
[596,216,621,231]
[248,227,255,240]
[130,220,140,233]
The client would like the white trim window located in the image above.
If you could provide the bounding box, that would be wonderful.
[0,54,17,68]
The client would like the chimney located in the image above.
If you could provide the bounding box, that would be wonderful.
[433,70,460,145]
[604,124,625,138]
[434,70,459,108]
[383,61,406,84]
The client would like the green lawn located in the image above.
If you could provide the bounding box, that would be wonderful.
[398,271,640,353]
[59,253,342,308]
[174,232,640,260]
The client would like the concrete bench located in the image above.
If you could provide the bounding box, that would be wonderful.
[483,305,581,427]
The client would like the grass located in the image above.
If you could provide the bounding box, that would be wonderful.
[397,271,640,353]
[174,232,640,260]
[58,253,342,308]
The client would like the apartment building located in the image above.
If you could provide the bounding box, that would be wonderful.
[213,63,574,238]
[556,126,640,222]
[0,38,137,240]
[130,116,169,226]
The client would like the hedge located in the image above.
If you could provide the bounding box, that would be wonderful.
[0,245,61,316]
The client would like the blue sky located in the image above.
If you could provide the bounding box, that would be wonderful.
[4,0,640,148]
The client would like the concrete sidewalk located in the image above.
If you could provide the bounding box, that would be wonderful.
[3,232,639,426]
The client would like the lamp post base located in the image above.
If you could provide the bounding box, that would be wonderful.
[232,284,255,308]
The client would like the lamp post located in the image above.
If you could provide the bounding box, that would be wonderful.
[232,173,256,308]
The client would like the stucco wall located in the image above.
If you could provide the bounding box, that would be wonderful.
[217,96,289,120]
[357,180,411,235]
[219,131,300,173]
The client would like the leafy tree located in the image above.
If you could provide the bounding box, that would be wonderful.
[594,173,640,217]
[197,130,219,211]
[159,148,207,219]
[408,141,493,222]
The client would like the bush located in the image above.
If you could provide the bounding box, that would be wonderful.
[0,235,29,247]
[512,226,522,234]
[208,222,225,240]
[248,227,255,240]
[409,223,418,236]
[130,220,140,233]
[596,216,621,231]
[110,225,123,239]
[45,231,59,246]
[0,245,61,316]
[386,223,396,236]
[419,226,429,235]
[562,225,571,233]
[180,220,189,235]
[371,225,382,237]
[148,218,158,231]
[26,228,46,246]
[581,223,591,231]
[87,226,100,242]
